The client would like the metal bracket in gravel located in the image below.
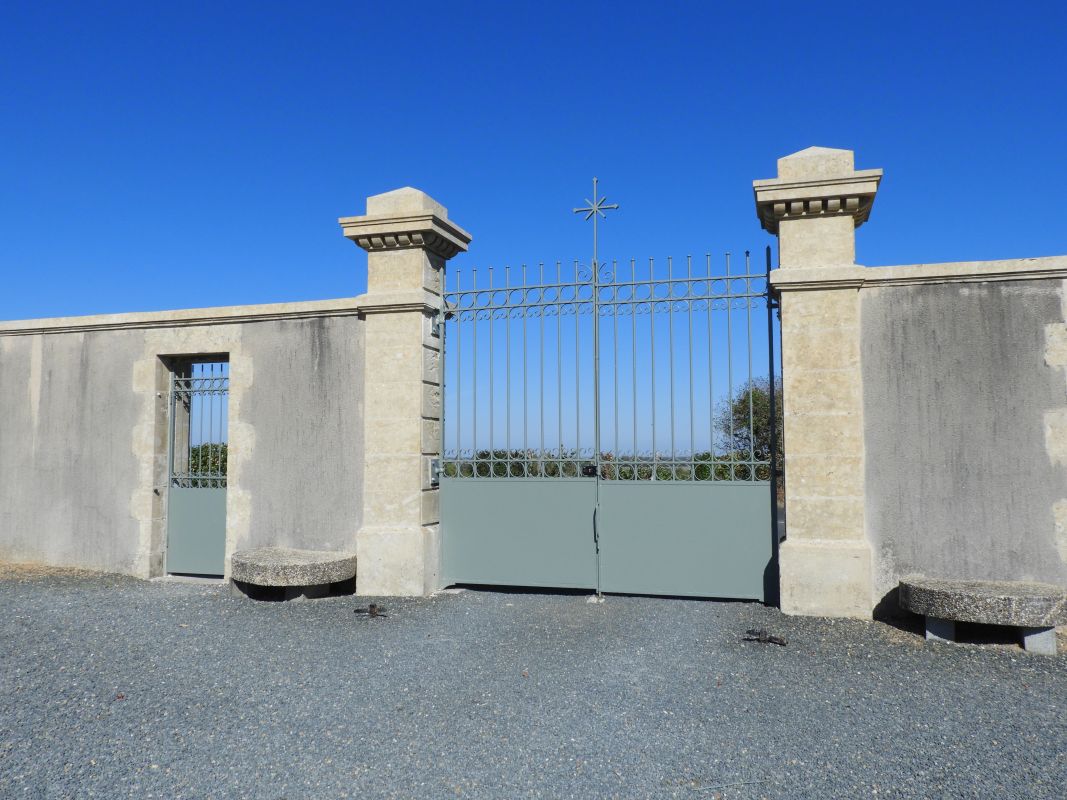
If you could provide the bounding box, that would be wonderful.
[354,603,387,618]
[743,628,787,646]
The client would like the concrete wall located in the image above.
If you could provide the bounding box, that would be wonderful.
[239,316,364,553]
[0,303,365,578]
[0,330,145,573]
[760,146,1067,618]
[863,278,1067,611]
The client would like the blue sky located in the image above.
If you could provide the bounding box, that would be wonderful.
[2,2,1065,321]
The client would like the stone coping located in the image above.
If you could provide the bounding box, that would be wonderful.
[898,576,1067,628]
[0,289,441,335]
[0,296,366,335]
[230,548,356,588]
[771,255,1067,291]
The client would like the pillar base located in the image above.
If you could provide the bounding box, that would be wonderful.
[779,538,873,618]
[355,524,441,596]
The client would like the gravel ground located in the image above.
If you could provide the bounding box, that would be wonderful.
[0,567,1065,799]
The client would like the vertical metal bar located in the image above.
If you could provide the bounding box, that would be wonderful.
[522,263,528,473]
[208,362,215,485]
[649,257,656,478]
[455,267,461,463]
[557,260,563,466]
[631,257,637,476]
[218,369,223,482]
[218,363,224,484]
[766,245,780,600]
[217,364,221,484]
[216,364,221,483]
[687,254,694,478]
[506,264,511,465]
[197,365,204,484]
[439,303,447,483]
[215,364,221,484]
[591,251,603,477]
[472,267,478,466]
[167,368,176,487]
[575,259,581,464]
[706,253,714,478]
[726,252,735,478]
[746,250,755,476]
[489,266,494,468]
[539,262,545,472]
[612,259,619,473]
[668,255,675,467]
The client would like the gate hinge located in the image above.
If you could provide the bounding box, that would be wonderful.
[430,311,443,339]
[429,457,442,487]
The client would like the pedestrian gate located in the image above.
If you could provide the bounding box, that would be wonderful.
[440,251,780,600]
[166,360,229,576]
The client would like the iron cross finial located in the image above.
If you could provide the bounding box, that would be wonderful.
[573,177,619,270]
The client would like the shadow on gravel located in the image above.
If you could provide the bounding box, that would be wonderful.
[449,583,593,597]
[231,577,357,602]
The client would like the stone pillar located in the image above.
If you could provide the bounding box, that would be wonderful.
[753,147,882,618]
[339,188,471,595]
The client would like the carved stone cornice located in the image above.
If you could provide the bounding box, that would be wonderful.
[338,212,472,260]
[753,170,883,235]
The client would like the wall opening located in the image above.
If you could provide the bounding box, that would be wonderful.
[163,356,230,577]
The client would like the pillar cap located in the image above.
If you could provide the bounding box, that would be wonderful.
[339,187,471,260]
[753,147,882,235]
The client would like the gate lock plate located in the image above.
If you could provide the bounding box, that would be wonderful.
[581,465,597,478]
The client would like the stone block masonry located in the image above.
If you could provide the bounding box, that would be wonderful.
[339,188,471,596]
[757,146,1067,618]
[755,147,880,618]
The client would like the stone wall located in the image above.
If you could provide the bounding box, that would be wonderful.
[0,186,467,596]
[6,159,1064,615]
[0,302,365,578]
[862,275,1067,613]
[760,145,1067,618]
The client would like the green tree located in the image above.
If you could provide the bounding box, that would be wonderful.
[714,377,783,478]
[187,442,227,481]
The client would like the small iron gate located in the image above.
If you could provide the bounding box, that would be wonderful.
[166,359,229,576]
[440,249,780,600]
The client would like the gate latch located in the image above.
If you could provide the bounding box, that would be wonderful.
[581,464,597,478]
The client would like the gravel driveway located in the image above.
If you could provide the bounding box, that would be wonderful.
[1,566,1064,799]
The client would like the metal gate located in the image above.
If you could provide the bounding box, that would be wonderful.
[166,359,229,576]
[440,250,779,600]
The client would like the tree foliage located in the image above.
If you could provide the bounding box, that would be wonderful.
[187,443,227,476]
[714,377,782,463]
[440,378,783,484]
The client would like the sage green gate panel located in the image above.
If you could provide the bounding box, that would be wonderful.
[441,478,597,589]
[597,482,773,600]
[166,487,227,575]
[166,360,229,577]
